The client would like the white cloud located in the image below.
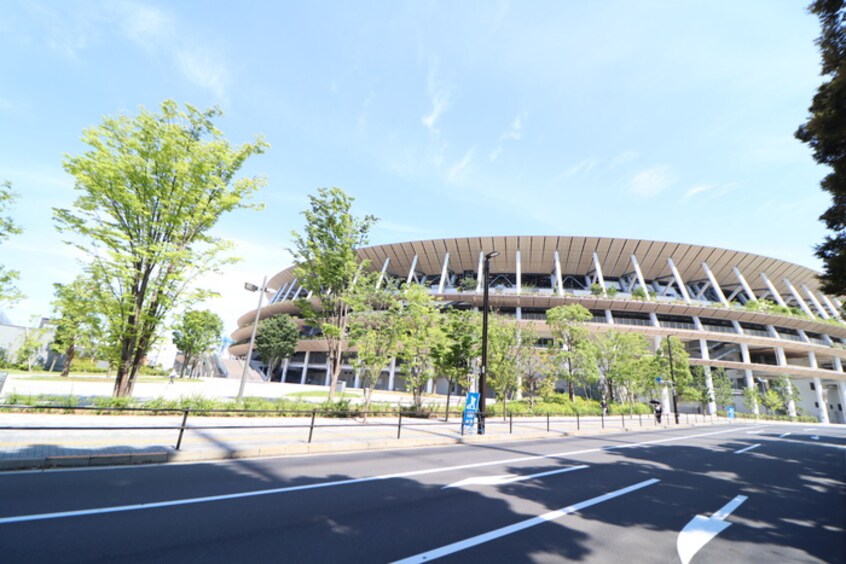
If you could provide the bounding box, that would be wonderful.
[627,166,675,198]
[421,63,450,132]
[490,115,524,161]
[174,48,230,102]
[609,151,639,168]
[448,149,474,184]
[682,184,716,200]
[563,158,599,177]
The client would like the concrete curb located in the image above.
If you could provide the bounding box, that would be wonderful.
[0,421,724,471]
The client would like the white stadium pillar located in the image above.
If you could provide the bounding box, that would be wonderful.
[437,252,450,294]
[388,357,397,391]
[631,254,650,299]
[819,293,842,319]
[810,352,829,423]
[592,252,606,295]
[783,278,814,317]
[801,284,829,319]
[476,251,485,294]
[739,343,759,415]
[701,261,729,306]
[732,267,758,303]
[516,250,522,294]
[760,272,787,307]
[376,257,390,288]
[698,338,717,415]
[667,258,691,303]
[406,254,419,286]
[554,250,564,297]
[300,351,310,385]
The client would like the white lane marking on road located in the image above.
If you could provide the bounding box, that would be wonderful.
[735,444,761,454]
[778,432,791,438]
[677,495,747,564]
[393,478,661,563]
[0,426,747,525]
[745,430,763,434]
[804,428,818,432]
[811,436,819,441]
[443,464,588,489]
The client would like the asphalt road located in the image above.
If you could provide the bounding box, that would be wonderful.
[1,424,843,563]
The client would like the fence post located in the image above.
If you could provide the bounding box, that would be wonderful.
[686,413,689,425]
[509,412,513,434]
[601,411,605,429]
[397,412,403,439]
[639,412,642,427]
[461,411,465,436]
[175,409,190,450]
[621,413,625,429]
[576,411,580,431]
[308,410,316,443]
[546,412,550,432]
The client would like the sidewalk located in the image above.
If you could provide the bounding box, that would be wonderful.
[0,410,728,471]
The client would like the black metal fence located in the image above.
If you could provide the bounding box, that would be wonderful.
[0,404,726,451]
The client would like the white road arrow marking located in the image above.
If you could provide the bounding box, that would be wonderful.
[778,432,791,438]
[443,464,588,489]
[677,495,747,564]
[734,444,760,454]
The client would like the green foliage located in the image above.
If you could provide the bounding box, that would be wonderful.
[0,181,23,304]
[654,337,694,400]
[631,287,647,300]
[458,276,477,292]
[431,308,481,411]
[56,100,268,397]
[606,286,618,298]
[253,313,298,378]
[290,187,376,401]
[14,326,49,371]
[742,386,760,413]
[486,317,537,415]
[690,366,733,410]
[590,282,604,296]
[795,0,846,295]
[593,330,651,404]
[546,304,596,400]
[51,275,107,376]
[173,309,224,378]
[395,283,445,409]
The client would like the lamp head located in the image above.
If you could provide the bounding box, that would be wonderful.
[244,282,259,292]
[485,251,500,259]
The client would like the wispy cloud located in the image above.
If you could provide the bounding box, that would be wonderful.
[562,158,599,177]
[627,165,675,198]
[490,115,524,161]
[421,62,450,132]
[448,149,474,184]
[682,184,716,200]
[609,150,639,168]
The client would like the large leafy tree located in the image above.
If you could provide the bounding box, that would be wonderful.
[691,366,733,412]
[486,315,536,416]
[546,304,597,400]
[431,308,481,419]
[50,275,104,376]
[347,275,403,418]
[654,337,694,417]
[56,100,267,397]
[396,283,445,410]
[796,0,846,295]
[172,309,224,378]
[0,181,23,305]
[254,313,299,381]
[594,330,650,403]
[291,187,376,402]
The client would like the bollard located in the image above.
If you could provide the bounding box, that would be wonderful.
[639,412,642,427]
[397,412,403,439]
[576,411,580,431]
[308,410,316,443]
[686,413,689,425]
[547,412,550,432]
[621,413,625,429]
[601,411,605,429]
[509,413,513,434]
[461,411,465,436]
[175,409,190,450]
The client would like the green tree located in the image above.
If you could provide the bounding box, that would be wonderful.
[520,334,554,408]
[691,366,733,411]
[486,314,526,416]
[55,100,267,397]
[759,388,783,415]
[50,275,104,376]
[742,386,762,416]
[15,324,49,371]
[290,187,377,402]
[0,181,24,305]
[654,337,694,416]
[594,330,650,403]
[546,304,596,400]
[796,0,846,295]
[396,284,445,410]
[172,310,224,378]
[253,313,298,381]
[346,275,403,418]
[771,375,800,417]
[432,308,481,419]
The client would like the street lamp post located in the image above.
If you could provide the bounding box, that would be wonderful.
[478,250,499,435]
[666,336,680,424]
[238,275,274,401]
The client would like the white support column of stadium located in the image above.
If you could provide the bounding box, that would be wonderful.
[554,250,564,297]
[281,278,298,301]
[281,358,289,382]
[809,351,829,423]
[300,351,310,385]
[475,251,485,294]
[376,257,390,289]
[324,362,331,386]
[738,341,760,415]
[801,284,830,319]
[702,262,729,306]
[835,359,846,424]
[819,293,842,319]
[783,278,815,317]
[515,249,522,320]
[774,346,798,417]
[630,255,649,299]
[406,254,419,286]
[605,310,614,324]
[697,336,718,416]
[733,267,758,302]
[760,272,787,307]
[388,357,396,391]
[271,282,288,303]
[592,252,606,295]
[437,253,450,294]
[667,258,691,303]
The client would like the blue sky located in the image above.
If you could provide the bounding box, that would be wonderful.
[0,0,831,333]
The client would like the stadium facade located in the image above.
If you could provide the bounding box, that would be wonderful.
[229,236,846,423]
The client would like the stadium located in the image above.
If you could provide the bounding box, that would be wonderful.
[229,236,846,423]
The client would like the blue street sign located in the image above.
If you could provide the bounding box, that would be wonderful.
[655,376,663,384]
[463,393,480,432]
[726,406,735,419]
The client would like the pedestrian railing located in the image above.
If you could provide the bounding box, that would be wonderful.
[0,404,728,451]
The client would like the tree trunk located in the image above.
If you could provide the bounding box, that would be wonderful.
[445,384,452,422]
[61,343,76,377]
